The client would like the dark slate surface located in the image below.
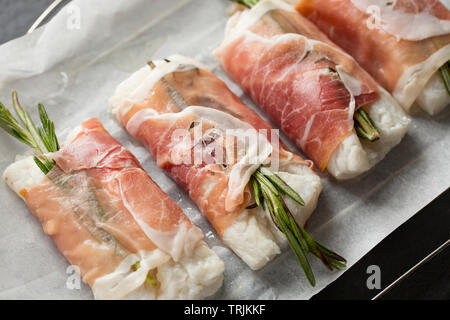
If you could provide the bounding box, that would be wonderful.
[0,0,449,300]
[312,188,450,300]
[0,0,54,44]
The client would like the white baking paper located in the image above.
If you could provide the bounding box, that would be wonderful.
[0,0,449,300]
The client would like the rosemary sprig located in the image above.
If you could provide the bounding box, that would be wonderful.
[0,91,59,174]
[229,0,381,144]
[37,103,60,153]
[258,166,304,206]
[230,0,260,8]
[354,108,380,142]
[439,61,450,96]
[250,165,346,286]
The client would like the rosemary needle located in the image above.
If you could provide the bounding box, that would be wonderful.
[259,165,304,206]
[250,176,262,208]
[230,0,260,8]
[1,92,131,258]
[439,61,450,96]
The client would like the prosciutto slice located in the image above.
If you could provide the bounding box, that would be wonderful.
[214,0,381,170]
[3,118,224,300]
[297,0,450,113]
[110,55,323,270]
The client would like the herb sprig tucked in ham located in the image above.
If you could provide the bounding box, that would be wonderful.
[217,0,410,179]
[1,94,224,299]
[297,0,450,114]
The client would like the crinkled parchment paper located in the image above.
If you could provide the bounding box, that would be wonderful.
[0,0,449,300]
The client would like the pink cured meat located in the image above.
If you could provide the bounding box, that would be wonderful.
[297,0,450,109]
[215,4,379,170]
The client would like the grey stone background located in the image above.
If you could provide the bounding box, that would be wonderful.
[0,0,53,44]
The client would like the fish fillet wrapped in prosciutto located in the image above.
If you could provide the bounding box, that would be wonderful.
[296,0,450,115]
[215,0,410,179]
[110,55,324,271]
[2,117,224,300]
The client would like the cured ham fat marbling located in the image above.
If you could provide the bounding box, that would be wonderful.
[297,0,450,114]
[110,55,322,270]
[215,0,410,179]
[3,118,224,299]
